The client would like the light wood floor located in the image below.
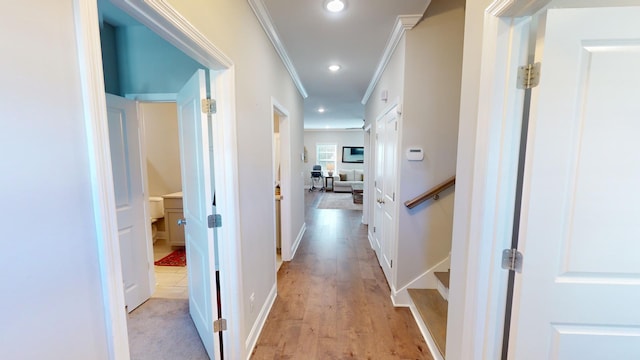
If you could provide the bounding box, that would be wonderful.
[251,191,431,359]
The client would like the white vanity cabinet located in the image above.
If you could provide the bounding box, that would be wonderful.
[163,192,185,247]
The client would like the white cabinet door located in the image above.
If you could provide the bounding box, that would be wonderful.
[509,7,640,359]
[106,94,152,312]
[177,69,221,360]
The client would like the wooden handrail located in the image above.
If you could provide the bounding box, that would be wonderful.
[404,176,456,209]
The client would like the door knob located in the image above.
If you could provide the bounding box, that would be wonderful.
[177,218,187,226]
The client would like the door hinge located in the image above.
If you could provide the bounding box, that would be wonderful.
[208,214,222,228]
[373,226,376,233]
[213,318,227,332]
[202,98,217,114]
[393,192,395,201]
[517,62,541,89]
[501,248,523,272]
[390,260,393,268]
[395,122,398,131]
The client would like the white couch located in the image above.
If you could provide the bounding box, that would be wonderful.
[333,169,364,192]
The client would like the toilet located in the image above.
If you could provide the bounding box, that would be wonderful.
[149,196,165,243]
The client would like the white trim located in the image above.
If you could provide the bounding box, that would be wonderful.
[290,223,306,260]
[211,67,245,360]
[390,256,450,306]
[448,1,552,359]
[73,0,130,358]
[244,282,277,359]
[304,128,365,132]
[111,0,232,69]
[271,98,293,263]
[408,301,445,360]
[125,93,177,102]
[361,14,423,105]
[247,0,308,98]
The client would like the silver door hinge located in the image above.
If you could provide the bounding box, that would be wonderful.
[208,214,222,228]
[393,192,395,201]
[373,226,376,233]
[502,248,523,272]
[395,122,398,131]
[390,260,393,268]
[213,318,227,332]
[202,98,217,114]
[517,62,541,89]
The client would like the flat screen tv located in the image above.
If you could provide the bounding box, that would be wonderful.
[342,146,364,163]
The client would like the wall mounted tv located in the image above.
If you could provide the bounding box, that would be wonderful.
[342,146,364,163]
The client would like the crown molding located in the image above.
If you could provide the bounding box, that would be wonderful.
[112,0,233,69]
[361,14,423,105]
[248,0,308,98]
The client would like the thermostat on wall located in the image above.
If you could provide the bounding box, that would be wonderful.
[406,148,424,161]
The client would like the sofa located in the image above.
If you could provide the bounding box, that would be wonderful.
[333,169,364,192]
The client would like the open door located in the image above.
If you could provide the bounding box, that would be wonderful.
[508,6,640,359]
[176,69,221,359]
[106,94,153,312]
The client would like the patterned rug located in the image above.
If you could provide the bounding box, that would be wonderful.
[154,249,186,267]
[316,192,363,210]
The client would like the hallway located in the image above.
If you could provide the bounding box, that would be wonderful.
[251,191,431,359]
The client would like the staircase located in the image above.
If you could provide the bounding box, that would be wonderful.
[408,270,449,359]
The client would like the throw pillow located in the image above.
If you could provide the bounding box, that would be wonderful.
[360,173,364,181]
[339,173,347,181]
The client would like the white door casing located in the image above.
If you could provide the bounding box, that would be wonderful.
[106,94,152,313]
[508,7,640,359]
[177,69,221,359]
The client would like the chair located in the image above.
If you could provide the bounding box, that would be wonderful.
[309,165,324,192]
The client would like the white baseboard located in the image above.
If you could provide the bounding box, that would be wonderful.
[289,222,306,260]
[244,283,277,359]
[409,299,445,360]
[390,255,450,306]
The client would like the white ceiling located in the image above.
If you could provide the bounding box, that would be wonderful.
[261,0,430,129]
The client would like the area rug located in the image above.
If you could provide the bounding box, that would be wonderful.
[154,249,186,267]
[317,192,363,210]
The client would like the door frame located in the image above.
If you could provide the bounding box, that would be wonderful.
[74,0,243,359]
[270,98,293,261]
[448,0,640,359]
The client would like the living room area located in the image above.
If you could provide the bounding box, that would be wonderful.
[304,129,365,209]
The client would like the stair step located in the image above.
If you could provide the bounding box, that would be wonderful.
[408,289,448,357]
[434,271,450,289]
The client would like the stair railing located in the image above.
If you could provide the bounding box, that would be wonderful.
[404,176,456,209]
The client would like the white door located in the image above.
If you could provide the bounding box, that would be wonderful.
[106,94,152,312]
[373,107,398,282]
[381,108,398,282]
[508,7,640,359]
[177,69,221,359]
[373,116,385,261]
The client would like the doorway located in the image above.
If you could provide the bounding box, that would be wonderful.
[79,0,242,358]
[271,99,293,263]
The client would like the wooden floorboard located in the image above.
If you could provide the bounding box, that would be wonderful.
[407,289,448,357]
[251,191,432,359]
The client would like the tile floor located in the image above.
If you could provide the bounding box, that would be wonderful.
[152,239,188,299]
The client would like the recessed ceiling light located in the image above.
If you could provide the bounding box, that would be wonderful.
[328,64,341,72]
[326,0,345,12]
[318,107,326,113]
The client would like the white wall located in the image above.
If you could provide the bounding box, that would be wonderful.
[141,102,182,196]
[303,130,365,187]
[0,1,110,358]
[165,0,305,352]
[396,0,464,288]
[364,38,406,127]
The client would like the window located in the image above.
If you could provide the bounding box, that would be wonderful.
[316,144,337,172]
